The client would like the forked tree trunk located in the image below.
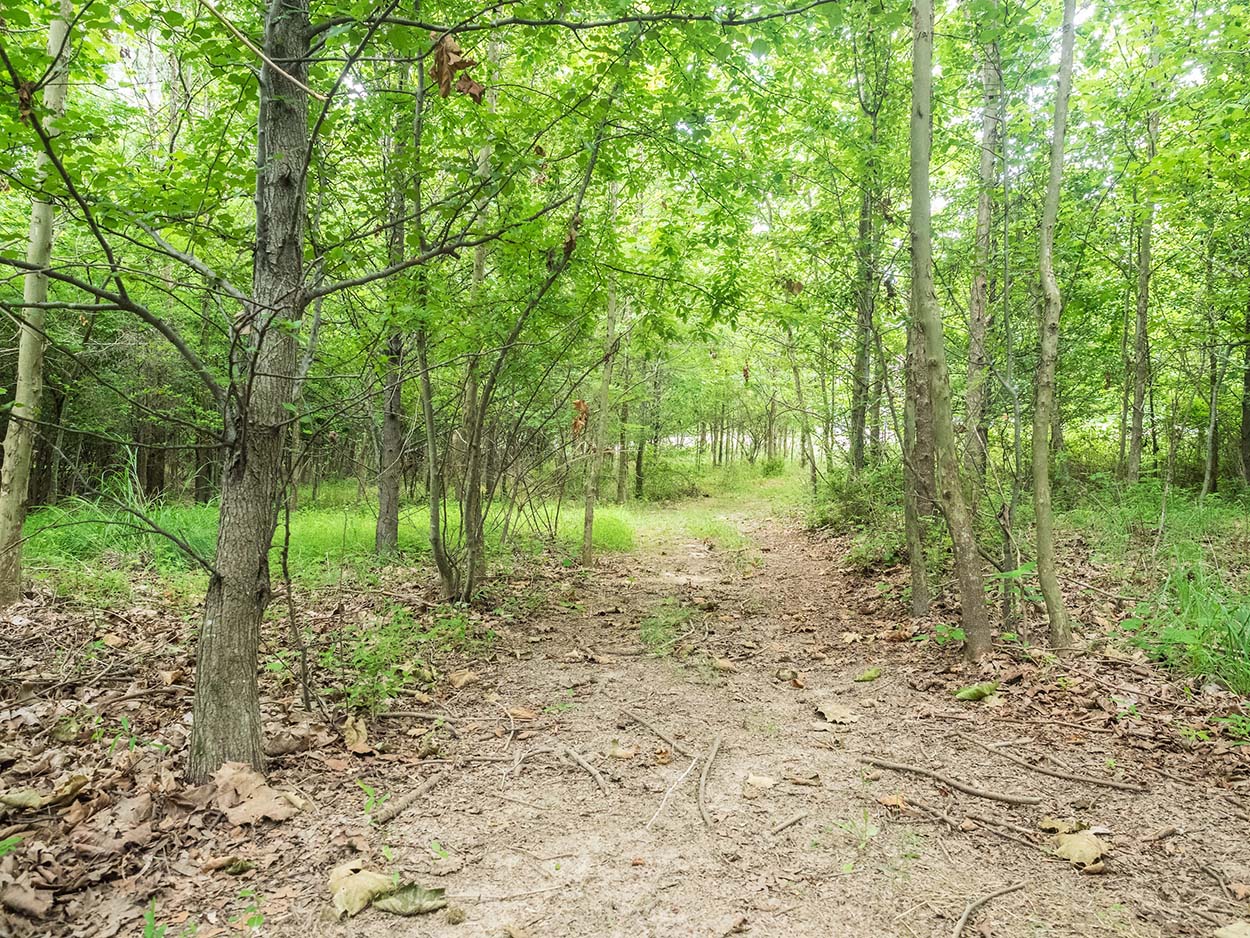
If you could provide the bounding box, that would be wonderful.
[910,0,991,659]
[1032,0,1075,648]
[189,0,309,783]
[0,0,72,607]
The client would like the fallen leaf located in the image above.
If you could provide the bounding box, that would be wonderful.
[1215,923,1250,938]
[448,670,479,689]
[1039,816,1081,834]
[212,762,306,826]
[954,681,999,702]
[508,707,538,721]
[745,774,776,789]
[608,740,637,760]
[1052,831,1107,868]
[1230,883,1250,901]
[653,749,672,765]
[815,701,860,725]
[329,860,394,918]
[712,658,739,673]
[0,881,52,919]
[343,716,372,754]
[854,667,882,682]
[374,883,447,916]
[877,793,908,809]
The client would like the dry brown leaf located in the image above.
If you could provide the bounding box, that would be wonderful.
[343,716,372,754]
[1230,883,1250,901]
[0,880,52,919]
[712,658,739,673]
[448,670,479,689]
[877,792,908,809]
[328,859,394,918]
[608,741,637,760]
[1052,831,1107,868]
[212,762,306,826]
[508,707,538,721]
[815,701,860,725]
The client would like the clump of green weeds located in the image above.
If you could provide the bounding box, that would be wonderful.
[639,599,692,654]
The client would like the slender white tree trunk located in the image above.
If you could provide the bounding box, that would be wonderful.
[0,0,73,607]
[1033,0,1076,648]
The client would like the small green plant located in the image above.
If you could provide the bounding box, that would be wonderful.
[832,810,880,851]
[429,840,450,860]
[0,836,22,859]
[356,779,390,820]
[232,889,263,931]
[1216,714,1250,743]
[639,599,692,654]
[143,901,168,938]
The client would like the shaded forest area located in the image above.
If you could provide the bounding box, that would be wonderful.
[1,0,1250,933]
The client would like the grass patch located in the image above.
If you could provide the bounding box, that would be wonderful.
[639,598,692,655]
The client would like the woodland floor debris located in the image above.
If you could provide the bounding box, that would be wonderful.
[1,493,1249,936]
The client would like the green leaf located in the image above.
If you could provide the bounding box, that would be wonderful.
[853,667,882,682]
[373,884,447,916]
[953,681,999,702]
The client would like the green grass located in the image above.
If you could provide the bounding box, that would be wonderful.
[639,598,693,654]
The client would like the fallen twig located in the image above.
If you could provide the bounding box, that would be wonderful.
[646,757,698,828]
[621,709,695,758]
[380,711,461,738]
[373,769,448,825]
[770,811,809,836]
[863,757,1042,806]
[957,732,1147,793]
[698,734,722,827]
[952,881,1024,938]
[97,685,192,707]
[563,746,607,794]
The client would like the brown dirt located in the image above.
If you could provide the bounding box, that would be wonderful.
[3,499,1250,937]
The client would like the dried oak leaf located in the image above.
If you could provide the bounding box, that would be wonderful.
[428,34,479,99]
[1052,831,1107,870]
[329,860,394,918]
[211,762,306,826]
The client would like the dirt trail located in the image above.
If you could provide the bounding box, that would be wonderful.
[6,496,1248,937]
[273,500,1249,938]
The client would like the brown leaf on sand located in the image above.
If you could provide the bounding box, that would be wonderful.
[1230,883,1250,901]
[1052,831,1107,870]
[815,701,859,725]
[212,762,306,826]
[328,859,393,918]
[448,669,479,689]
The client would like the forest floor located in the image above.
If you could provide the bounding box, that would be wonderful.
[3,491,1250,937]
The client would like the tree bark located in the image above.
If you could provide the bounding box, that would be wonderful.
[1032,0,1075,648]
[0,0,72,607]
[582,276,619,564]
[910,0,990,659]
[1126,37,1159,484]
[1241,289,1250,482]
[616,354,630,502]
[903,318,932,617]
[964,17,1000,485]
[189,0,309,783]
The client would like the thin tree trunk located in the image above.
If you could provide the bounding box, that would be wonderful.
[1241,288,1250,482]
[1032,0,1076,648]
[616,354,630,502]
[903,318,931,616]
[582,274,619,565]
[190,0,309,782]
[1126,38,1159,484]
[0,0,72,607]
[910,0,991,659]
[964,17,999,485]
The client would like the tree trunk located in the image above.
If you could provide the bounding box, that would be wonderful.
[376,329,404,553]
[1126,39,1159,484]
[910,0,991,659]
[0,0,72,607]
[616,359,630,503]
[582,276,619,564]
[964,17,999,485]
[189,0,309,783]
[903,318,932,617]
[1032,0,1075,648]
[1241,289,1250,482]
[417,326,456,597]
